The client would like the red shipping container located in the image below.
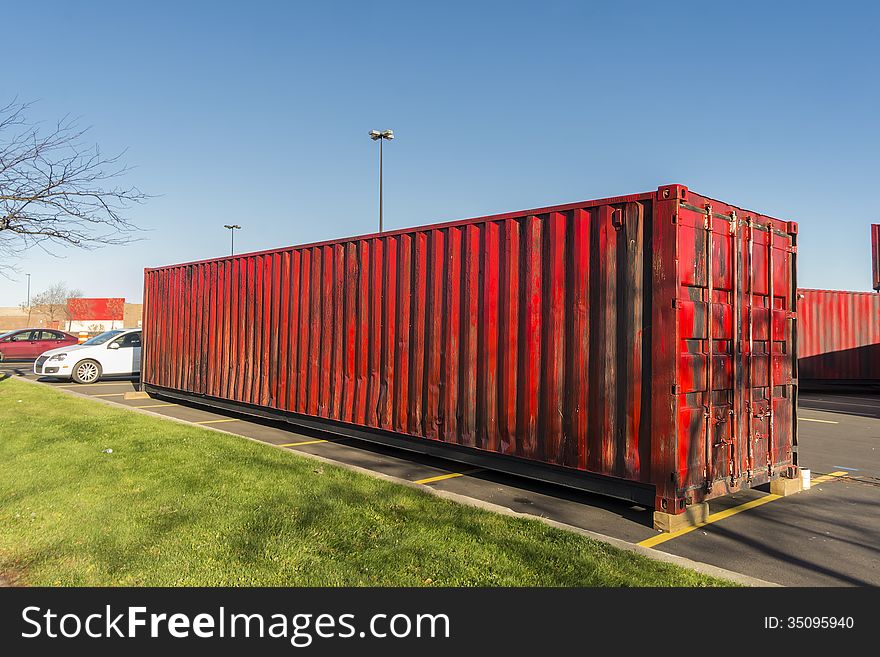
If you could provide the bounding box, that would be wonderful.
[797,288,880,386]
[872,224,879,291]
[142,184,799,515]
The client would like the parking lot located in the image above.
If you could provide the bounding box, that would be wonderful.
[2,360,877,586]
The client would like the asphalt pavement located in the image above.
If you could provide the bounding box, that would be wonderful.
[3,361,878,586]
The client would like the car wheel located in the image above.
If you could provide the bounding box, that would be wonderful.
[72,359,102,384]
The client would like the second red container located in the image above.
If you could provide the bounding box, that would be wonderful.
[798,288,880,386]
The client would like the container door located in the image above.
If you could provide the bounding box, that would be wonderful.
[675,206,737,490]
[674,202,796,494]
[744,218,797,479]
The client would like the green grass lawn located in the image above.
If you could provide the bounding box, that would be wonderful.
[0,376,731,586]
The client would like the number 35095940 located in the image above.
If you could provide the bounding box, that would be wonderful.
[764,617,854,629]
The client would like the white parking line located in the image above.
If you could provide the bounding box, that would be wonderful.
[802,399,879,409]
[804,395,880,404]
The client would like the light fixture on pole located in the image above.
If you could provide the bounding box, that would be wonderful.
[224,224,241,256]
[369,129,394,233]
[26,273,32,325]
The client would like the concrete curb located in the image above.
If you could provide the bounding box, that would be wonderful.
[10,375,780,587]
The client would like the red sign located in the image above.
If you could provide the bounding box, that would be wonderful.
[67,297,125,320]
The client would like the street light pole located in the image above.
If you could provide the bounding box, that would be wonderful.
[379,136,383,233]
[223,224,241,256]
[26,273,31,325]
[369,130,394,233]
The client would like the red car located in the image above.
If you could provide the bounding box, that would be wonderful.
[0,328,79,361]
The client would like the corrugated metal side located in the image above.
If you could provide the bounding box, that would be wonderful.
[872,224,879,292]
[143,194,658,482]
[798,288,880,382]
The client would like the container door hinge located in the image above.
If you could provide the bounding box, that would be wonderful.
[704,204,713,230]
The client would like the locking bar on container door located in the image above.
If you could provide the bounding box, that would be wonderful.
[767,222,775,474]
[729,211,739,483]
[788,226,798,466]
[745,217,755,480]
[703,204,714,487]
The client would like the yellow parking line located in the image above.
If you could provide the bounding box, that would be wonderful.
[193,418,240,425]
[811,470,849,484]
[92,393,126,398]
[639,496,780,548]
[638,471,848,549]
[134,403,178,409]
[277,439,329,447]
[800,417,838,424]
[414,469,482,485]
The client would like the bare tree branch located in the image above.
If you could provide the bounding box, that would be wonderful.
[0,99,148,269]
[22,282,83,327]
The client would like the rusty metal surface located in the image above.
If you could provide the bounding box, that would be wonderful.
[142,184,797,513]
[798,288,880,384]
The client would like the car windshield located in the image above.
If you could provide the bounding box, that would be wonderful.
[0,330,17,340]
[82,330,124,346]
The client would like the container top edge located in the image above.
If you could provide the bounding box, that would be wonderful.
[799,287,880,296]
[144,187,664,271]
[144,184,791,272]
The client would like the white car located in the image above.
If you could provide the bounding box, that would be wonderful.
[34,329,142,383]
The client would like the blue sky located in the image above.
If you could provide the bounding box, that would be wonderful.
[2,0,878,305]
